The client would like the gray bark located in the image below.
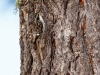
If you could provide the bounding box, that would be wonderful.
[20,0,100,75]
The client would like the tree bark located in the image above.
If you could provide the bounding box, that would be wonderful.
[20,0,100,75]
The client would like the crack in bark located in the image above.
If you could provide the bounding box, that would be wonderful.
[82,15,86,44]
[90,55,94,74]
[76,11,80,37]
[67,62,71,75]
[81,15,87,52]
[69,36,74,53]
[49,31,56,74]
[39,67,42,75]
[89,40,94,74]
[27,53,33,74]
[63,0,69,16]
[81,14,94,74]
[20,37,25,65]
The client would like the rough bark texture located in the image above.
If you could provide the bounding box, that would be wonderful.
[20,0,100,75]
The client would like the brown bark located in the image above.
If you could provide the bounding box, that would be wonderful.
[20,0,100,75]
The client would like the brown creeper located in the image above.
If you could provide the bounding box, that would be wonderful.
[33,11,45,64]
[33,12,44,37]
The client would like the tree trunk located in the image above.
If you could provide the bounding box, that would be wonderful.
[20,0,100,75]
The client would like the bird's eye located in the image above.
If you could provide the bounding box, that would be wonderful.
[36,14,39,20]
[37,16,39,20]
